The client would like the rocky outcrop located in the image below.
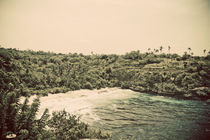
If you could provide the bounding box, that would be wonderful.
[130,85,210,101]
[189,87,210,100]
[129,86,146,92]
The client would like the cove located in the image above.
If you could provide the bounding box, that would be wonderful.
[34,88,210,139]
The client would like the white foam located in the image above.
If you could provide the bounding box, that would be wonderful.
[23,88,138,124]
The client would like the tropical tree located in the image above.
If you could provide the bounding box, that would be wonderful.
[168,46,171,54]
[203,49,206,56]
[154,49,159,54]
[188,47,191,54]
[0,89,49,139]
[160,46,163,53]
[147,48,151,53]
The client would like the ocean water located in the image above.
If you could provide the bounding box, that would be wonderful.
[90,91,210,140]
[36,88,210,140]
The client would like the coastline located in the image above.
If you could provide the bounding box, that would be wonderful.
[24,88,138,123]
[21,86,210,124]
[129,86,210,101]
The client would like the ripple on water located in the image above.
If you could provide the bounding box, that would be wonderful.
[33,88,210,139]
[91,91,210,139]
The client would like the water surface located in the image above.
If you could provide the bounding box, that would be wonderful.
[36,88,210,139]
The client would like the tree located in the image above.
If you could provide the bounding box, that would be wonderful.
[181,74,195,90]
[160,46,163,53]
[147,48,151,53]
[188,47,191,54]
[160,72,168,92]
[154,49,159,54]
[182,51,190,60]
[83,81,93,89]
[47,110,110,139]
[203,49,206,56]
[123,51,142,60]
[0,89,49,139]
[168,46,171,54]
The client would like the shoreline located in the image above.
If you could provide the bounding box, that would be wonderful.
[129,86,210,101]
[23,87,210,121]
[24,88,138,123]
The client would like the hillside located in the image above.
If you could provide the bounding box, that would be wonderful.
[1,47,210,100]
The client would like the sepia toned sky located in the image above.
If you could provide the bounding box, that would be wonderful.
[0,0,209,55]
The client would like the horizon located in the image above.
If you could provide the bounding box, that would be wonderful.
[2,46,209,57]
[0,0,209,56]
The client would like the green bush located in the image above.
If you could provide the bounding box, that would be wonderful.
[47,110,111,139]
[83,82,93,89]
[121,81,131,89]
[0,90,110,139]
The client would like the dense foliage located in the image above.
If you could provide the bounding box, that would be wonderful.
[0,47,210,139]
[1,47,210,99]
[0,89,110,139]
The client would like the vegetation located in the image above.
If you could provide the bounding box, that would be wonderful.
[0,47,209,99]
[0,89,110,139]
[0,46,210,139]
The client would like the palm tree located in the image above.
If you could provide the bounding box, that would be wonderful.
[160,46,163,53]
[203,49,206,56]
[188,47,191,54]
[168,46,171,54]
[147,48,151,53]
[154,49,159,54]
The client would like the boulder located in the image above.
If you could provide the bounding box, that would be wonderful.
[130,86,145,92]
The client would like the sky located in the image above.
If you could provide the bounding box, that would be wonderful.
[0,0,209,55]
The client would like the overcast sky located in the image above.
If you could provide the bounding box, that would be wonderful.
[0,0,209,55]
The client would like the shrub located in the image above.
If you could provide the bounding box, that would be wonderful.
[83,82,93,89]
[47,110,111,139]
[0,90,110,139]
[121,81,131,89]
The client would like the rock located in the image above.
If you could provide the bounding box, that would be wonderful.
[191,87,206,91]
[6,133,16,139]
[196,90,207,97]
[130,86,145,92]
[190,87,209,97]
[184,94,192,98]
